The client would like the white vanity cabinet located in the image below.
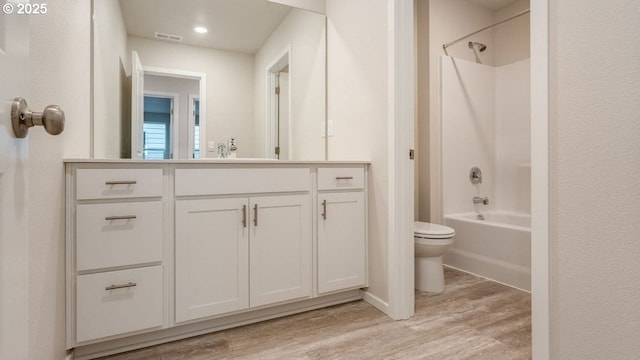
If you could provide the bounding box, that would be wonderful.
[174,168,312,323]
[66,160,367,358]
[317,168,367,294]
[66,166,166,345]
[174,194,311,323]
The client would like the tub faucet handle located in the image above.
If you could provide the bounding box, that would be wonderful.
[473,196,489,205]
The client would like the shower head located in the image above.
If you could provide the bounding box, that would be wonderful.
[468,41,487,52]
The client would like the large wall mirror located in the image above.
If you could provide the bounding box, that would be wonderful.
[92,0,326,160]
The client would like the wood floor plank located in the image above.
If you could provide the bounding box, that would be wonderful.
[99,268,531,360]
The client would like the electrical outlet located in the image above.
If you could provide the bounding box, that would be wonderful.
[328,120,334,137]
[207,141,216,151]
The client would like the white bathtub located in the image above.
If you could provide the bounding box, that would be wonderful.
[443,212,531,291]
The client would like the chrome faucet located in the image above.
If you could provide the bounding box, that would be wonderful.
[217,143,227,158]
[473,196,489,205]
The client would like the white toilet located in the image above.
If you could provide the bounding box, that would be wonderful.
[414,221,455,294]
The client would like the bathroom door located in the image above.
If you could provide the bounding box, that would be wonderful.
[131,51,144,159]
[0,10,30,360]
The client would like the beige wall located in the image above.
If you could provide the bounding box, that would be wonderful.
[326,0,390,306]
[27,1,92,358]
[415,0,429,221]
[494,0,529,66]
[549,0,640,357]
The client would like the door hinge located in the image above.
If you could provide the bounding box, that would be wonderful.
[409,149,415,160]
[275,146,280,155]
[275,86,280,95]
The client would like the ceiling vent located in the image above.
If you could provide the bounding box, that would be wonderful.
[154,32,182,42]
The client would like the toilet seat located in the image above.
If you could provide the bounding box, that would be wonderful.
[414,221,455,239]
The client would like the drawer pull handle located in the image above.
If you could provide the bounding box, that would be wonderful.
[253,204,258,226]
[321,200,327,220]
[242,205,247,228]
[105,282,137,291]
[105,215,137,221]
[335,176,354,180]
[105,180,137,185]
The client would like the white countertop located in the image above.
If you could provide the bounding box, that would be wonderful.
[63,158,371,165]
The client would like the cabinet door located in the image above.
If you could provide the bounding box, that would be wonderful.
[175,198,249,322]
[318,192,366,294]
[249,195,311,307]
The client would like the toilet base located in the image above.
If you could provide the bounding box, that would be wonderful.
[415,256,445,294]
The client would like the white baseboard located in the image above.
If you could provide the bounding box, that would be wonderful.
[361,290,390,314]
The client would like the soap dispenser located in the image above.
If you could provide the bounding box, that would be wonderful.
[228,138,237,158]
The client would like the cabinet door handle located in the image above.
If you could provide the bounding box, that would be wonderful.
[105,180,137,185]
[335,176,354,180]
[242,205,247,228]
[104,215,137,221]
[105,282,137,291]
[253,204,258,226]
[321,199,327,220]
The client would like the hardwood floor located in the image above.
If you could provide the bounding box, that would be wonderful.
[100,268,531,359]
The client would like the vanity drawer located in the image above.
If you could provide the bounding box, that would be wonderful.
[76,168,163,200]
[175,168,310,196]
[76,266,163,343]
[317,167,365,190]
[76,201,163,271]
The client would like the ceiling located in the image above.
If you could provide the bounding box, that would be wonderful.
[119,0,291,54]
[467,0,521,11]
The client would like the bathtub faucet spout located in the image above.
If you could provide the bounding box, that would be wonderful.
[473,196,489,205]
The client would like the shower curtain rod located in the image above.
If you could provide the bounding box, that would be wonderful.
[442,9,530,50]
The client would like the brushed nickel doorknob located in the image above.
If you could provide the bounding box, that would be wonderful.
[11,97,65,138]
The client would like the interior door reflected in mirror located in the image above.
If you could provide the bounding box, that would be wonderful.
[129,50,205,160]
[92,0,326,160]
[267,49,290,160]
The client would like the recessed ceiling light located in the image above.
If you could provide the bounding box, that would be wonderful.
[194,26,208,34]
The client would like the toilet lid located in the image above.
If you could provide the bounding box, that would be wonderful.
[414,221,455,238]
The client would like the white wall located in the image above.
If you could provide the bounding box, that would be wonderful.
[441,55,530,216]
[549,0,640,357]
[144,75,200,159]
[441,56,496,215]
[254,8,326,160]
[93,0,128,158]
[269,0,326,14]
[27,1,92,359]
[495,58,530,213]
[128,37,256,158]
[326,0,390,307]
